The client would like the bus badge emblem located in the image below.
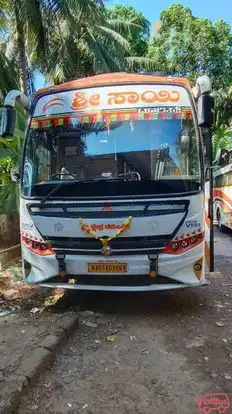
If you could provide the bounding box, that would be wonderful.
[101,245,112,256]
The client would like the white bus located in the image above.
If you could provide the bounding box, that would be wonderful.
[1,73,214,291]
[213,148,232,232]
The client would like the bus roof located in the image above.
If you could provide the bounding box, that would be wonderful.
[35,73,192,97]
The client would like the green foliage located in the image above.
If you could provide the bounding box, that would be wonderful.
[35,1,152,83]
[0,44,19,97]
[148,5,232,89]
[0,1,152,89]
[148,4,232,126]
[0,137,22,214]
[106,5,150,57]
[212,125,232,159]
[213,87,232,127]
[0,0,49,93]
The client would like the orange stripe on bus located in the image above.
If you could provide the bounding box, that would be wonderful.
[213,189,232,205]
[204,211,211,229]
[216,200,231,213]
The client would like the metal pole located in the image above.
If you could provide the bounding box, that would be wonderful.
[207,127,214,272]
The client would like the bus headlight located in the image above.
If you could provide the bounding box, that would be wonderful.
[21,233,54,256]
[163,231,204,255]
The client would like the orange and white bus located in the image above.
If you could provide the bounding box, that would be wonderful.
[1,73,214,291]
[213,148,232,232]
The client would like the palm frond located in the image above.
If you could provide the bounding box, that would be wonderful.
[26,0,47,55]
[107,18,142,36]
[125,56,156,72]
[97,25,131,52]
[85,28,116,73]
[0,46,19,95]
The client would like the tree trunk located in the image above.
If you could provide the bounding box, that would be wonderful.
[15,3,28,95]
[18,41,28,95]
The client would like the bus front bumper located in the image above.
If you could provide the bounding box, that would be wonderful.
[22,243,207,292]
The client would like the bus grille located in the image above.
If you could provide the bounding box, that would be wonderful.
[45,235,171,255]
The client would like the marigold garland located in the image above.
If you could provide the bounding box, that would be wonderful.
[79,216,132,248]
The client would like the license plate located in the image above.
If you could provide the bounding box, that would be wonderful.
[88,263,127,273]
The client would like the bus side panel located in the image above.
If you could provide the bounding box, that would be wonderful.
[213,163,232,231]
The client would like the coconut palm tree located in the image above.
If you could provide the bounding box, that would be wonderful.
[0,0,48,94]
[35,0,154,84]
[0,44,19,98]
[0,0,154,90]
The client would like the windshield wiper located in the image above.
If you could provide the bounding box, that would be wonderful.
[40,178,126,204]
[41,180,79,204]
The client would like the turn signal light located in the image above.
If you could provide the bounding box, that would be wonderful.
[21,234,54,256]
[162,232,204,255]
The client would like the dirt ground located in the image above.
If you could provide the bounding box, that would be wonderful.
[0,265,71,386]
[17,228,232,414]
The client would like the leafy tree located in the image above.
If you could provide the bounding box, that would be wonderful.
[212,126,232,159]
[213,87,232,127]
[148,5,232,90]
[106,5,150,57]
[0,137,22,214]
[0,102,26,214]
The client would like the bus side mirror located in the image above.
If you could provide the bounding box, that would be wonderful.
[0,106,16,137]
[197,94,214,128]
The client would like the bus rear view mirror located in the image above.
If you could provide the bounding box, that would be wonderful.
[197,94,214,128]
[0,106,16,137]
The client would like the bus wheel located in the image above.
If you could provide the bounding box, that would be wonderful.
[217,210,226,233]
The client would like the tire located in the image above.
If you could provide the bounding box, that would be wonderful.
[217,209,227,233]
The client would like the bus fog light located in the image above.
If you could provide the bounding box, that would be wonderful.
[194,263,202,272]
[193,258,203,280]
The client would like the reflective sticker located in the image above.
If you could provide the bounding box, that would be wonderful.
[31,110,193,129]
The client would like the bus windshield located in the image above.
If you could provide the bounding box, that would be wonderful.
[22,115,200,197]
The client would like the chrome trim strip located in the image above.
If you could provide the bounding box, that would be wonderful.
[53,247,164,252]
